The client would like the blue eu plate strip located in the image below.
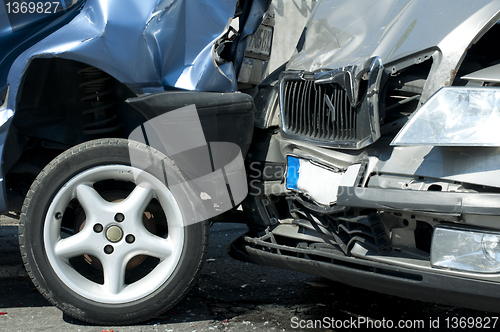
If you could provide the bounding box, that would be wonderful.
[286,156,300,190]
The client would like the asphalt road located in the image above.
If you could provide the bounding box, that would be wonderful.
[0,215,495,332]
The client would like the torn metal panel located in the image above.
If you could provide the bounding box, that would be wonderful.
[143,0,239,92]
[288,0,500,104]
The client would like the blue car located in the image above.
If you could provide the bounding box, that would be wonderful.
[1,0,272,324]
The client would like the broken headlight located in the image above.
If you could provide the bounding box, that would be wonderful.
[431,227,500,273]
[391,87,500,146]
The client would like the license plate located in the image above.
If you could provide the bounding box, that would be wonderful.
[245,25,273,58]
[286,156,359,206]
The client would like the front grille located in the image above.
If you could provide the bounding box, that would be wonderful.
[281,79,358,142]
[279,62,384,150]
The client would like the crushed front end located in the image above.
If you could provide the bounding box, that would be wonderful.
[233,0,500,312]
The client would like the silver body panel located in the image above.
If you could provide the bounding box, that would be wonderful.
[288,0,500,104]
[278,0,500,189]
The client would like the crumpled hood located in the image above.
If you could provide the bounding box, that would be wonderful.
[287,0,500,101]
[6,0,269,101]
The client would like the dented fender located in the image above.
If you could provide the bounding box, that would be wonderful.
[3,0,270,114]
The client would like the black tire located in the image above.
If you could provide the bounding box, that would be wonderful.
[19,138,208,325]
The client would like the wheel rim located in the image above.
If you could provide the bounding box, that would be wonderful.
[43,165,185,304]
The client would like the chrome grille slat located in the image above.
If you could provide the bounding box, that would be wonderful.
[306,81,313,136]
[299,81,306,135]
[314,85,319,138]
[284,81,291,130]
[285,82,290,131]
[321,85,326,139]
[348,93,352,140]
[335,87,340,140]
[292,82,298,132]
[296,81,301,134]
[340,89,344,139]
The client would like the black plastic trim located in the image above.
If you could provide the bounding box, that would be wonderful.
[126,91,255,156]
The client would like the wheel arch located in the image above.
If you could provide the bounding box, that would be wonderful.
[3,58,148,212]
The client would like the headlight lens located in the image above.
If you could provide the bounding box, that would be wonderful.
[482,234,500,263]
[431,227,500,273]
[391,87,500,146]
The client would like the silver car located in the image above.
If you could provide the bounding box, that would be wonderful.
[232,0,500,313]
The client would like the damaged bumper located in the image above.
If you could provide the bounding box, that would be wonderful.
[229,231,500,312]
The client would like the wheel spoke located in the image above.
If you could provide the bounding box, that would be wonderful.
[41,161,187,305]
[124,183,154,217]
[135,233,173,260]
[54,228,94,259]
[75,184,110,219]
[102,254,126,295]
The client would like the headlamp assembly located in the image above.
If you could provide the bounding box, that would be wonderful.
[392,87,500,146]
